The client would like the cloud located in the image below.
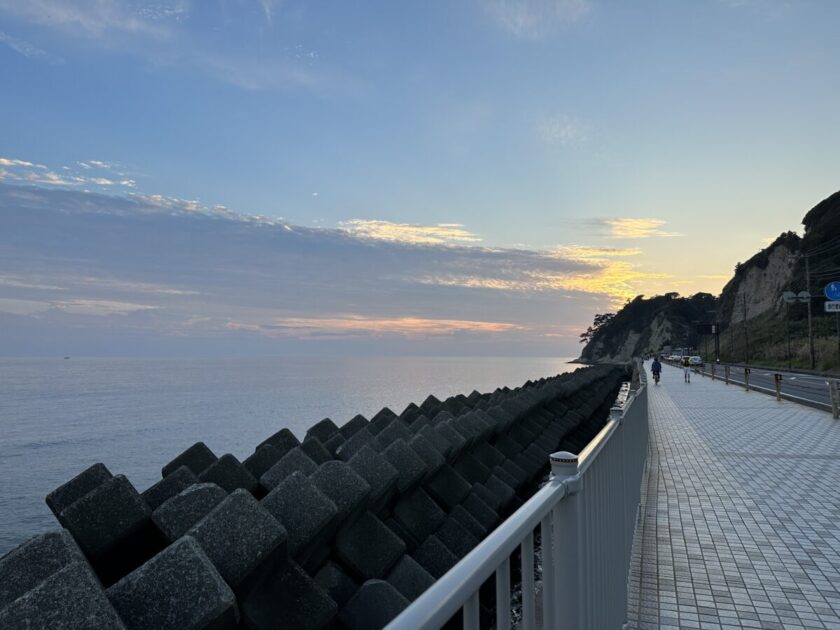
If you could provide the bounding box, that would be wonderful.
[538,113,587,146]
[226,316,523,338]
[0,30,63,63]
[341,220,483,246]
[0,0,175,37]
[0,156,137,189]
[483,0,590,39]
[600,218,681,239]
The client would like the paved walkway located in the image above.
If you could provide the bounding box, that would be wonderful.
[627,363,840,629]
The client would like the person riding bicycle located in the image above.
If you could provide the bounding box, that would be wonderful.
[651,357,662,384]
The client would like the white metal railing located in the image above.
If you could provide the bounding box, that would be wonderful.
[387,366,649,630]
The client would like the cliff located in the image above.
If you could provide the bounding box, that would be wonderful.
[578,190,840,368]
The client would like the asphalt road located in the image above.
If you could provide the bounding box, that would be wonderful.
[660,361,839,412]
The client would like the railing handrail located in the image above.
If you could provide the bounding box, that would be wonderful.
[386,380,647,630]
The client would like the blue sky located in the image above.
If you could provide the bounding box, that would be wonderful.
[1,0,838,356]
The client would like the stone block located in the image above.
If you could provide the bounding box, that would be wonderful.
[375,419,412,449]
[0,529,86,610]
[243,444,283,480]
[348,445,398,508]
[260,448,318,491]
[393,489,445,544]
[311,460,371,524]
[241,561,337,630]
[106,536,238,630]
[0,562,125,629]
[339,414,369,438]
[187,489,287,593]
[314,562,359,609]
[434,421,466,458]
[382,439,427,493]
[335,427,376,461]
[385,517,418,550]
[470,482,501,513]
[59,475,160,584]
[338,579,409,630]
[199,454,259,495]
[493,434,521,459]
[368,407,398,435]
[424,465,470,511]
[152,483,227,542]
[141,466,198,511]
[472,442,505,469]
[450,505,487,540]
[335,511,406,580]
[500,460,529,489]
[162,442,218,478]
[261,471,337,557]
[257,427,300,455]
[306,417,340,443]
[46,463,113,518]
[453,452,491,484]
[484,475,516,511]
[420,394,442,413]
[435,518,479,559]
[408,434,444,479]
[418,424,452,459]
[386,555,435,601]
[301,437,332,465]
[461,493,498,533]
[323,432,345,456]
[412,535,459,579]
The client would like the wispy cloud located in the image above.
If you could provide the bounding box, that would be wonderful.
[600,218,681,239]
[0,30,63,63]
[341,220,482,246]
[0,157,137,189]
[226,316,523,338]
[483,0,590,39]
[538,113,587,146]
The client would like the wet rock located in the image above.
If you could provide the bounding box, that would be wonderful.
[141,466,198,511]
[106,536,238,630]
[162,442,218,478]
[152,483,228,543]
[46,462,112,518]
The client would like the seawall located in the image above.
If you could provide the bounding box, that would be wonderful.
[0,363,628,629]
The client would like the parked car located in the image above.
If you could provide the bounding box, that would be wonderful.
[689,356,702,365]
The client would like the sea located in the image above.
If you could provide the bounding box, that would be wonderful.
[0,356,576,555]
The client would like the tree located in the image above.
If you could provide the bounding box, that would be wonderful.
[579,312,615,343]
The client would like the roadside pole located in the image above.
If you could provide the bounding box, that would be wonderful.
[805,255,816,369]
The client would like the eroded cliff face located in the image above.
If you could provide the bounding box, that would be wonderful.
[718,237,799,328]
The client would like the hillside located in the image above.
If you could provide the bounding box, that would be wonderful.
[578,190,840,370]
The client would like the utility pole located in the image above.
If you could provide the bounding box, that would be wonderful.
[805,255,816,369]
[743,293,750,365]
[786,305,792,370]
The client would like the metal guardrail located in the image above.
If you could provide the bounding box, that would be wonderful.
[386,368,649,630]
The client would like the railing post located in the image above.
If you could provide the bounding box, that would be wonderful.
[774,373,782,401]
[744,367,750,392]
[725,365,730,385]
[711,363,716,381]
[830,381,840,420]
[549,451,582,630]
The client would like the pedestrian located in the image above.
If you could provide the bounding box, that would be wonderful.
[651,356,662,385]
[682,356,691,383]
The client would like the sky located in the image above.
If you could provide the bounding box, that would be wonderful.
[0,0,838,357]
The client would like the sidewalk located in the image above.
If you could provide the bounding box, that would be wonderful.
[627,364,840,629]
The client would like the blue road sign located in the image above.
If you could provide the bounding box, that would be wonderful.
[825,281,840,301]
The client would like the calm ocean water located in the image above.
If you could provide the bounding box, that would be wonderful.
[0,356,575,554]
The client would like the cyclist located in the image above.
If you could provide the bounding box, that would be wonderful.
[651,356,662,385]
